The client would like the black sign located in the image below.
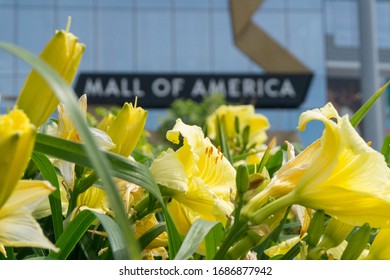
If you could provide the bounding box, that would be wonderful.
[74,73,312,108]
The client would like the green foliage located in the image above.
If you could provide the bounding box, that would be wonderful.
[156,93,227,142]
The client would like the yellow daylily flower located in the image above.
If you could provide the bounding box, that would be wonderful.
[53,94,115,191]
[206,104,270,150]
[0,107,36,207]
[294,103,390,227]
[17,25,85,127]
[365,229,390,260]
[0,180,58,256]
[244,103,390,229]
[134,213,168,249]
[264,235,303,258]
[150,119,236,237]
[0,108,57,256]
[77,186,108,212]
[115,178,144,214]
[98,102,148,157]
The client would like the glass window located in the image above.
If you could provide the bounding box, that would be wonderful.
[17,8,54,73]
[98,9,134,71]
[175,10,211,72]
[377,1,390,48]
[136,0,171,9]
[212,11,251,72]
[137,10,173,71]
[175,0,210,9]
[0,8,14,74]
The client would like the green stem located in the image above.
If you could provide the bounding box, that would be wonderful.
[213,219,248,260]
[215,192,297,259]
[248,191,297,225]
[66,190,80,217]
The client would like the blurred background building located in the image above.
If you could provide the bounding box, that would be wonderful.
[0,0,389,147]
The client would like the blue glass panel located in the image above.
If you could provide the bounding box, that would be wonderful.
[175,10,210,72]
[175,0,210,9]
[253,10,287,46]
[0,74,14,99]
[137,10,173,71]
[210,0,228,9]
[212,11,251,72]
[286,0,322,10]
[0,8,14,74]
[377,1,390,48]
[57,0,94,7]
[287,11,325,73]
[136,0,171,8]
[17,0,53,7]
[261,0,285,10]
[58,8,95,70]
[17,8,54,73]
[97,0,134,8]
[98,9,134,71]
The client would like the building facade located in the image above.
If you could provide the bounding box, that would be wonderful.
[0,0,389,146]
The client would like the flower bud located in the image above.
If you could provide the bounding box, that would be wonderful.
[17,28,85,127]
[101,102,148,157]
[317,217,354,250]
[235,164,249,203]
[340,223,371,260]
[306,210,325,249]
[0,108,36,208]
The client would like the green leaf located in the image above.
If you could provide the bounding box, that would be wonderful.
[139,222,166,250]
[174,219,220,260]
[93,211,129,260]
[31,152,63,242]
[48,210,96,259]
[256,206,291,259]
[0,41,139,259]
[381,134,390,165]
[265,149,284,177]
[48,210,130,260]
[350,80,390,128]
[216,115,233,164]
[34,133,182,259]
[204,222,224,260]
[341,223,371,260]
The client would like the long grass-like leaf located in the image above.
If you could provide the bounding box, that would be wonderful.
[350,80,390,128]
[204,222,224,260]
[381,134,390,165]
[216,115,233,164]
[48,210,96,259]
[0,41,140,259]
[48,209,129,260]
[174,219,219,260]
[139,222,166,250]
[31,152,63,241]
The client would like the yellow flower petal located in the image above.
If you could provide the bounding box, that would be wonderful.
[295,104,390,227]
[365,229,390,260]
[206,105,270,149]
[150,149,189,194]
[0,108,36,208]
[264,235,302,258]
[245,102,390,228]
[134,213,168,249]
[151,119,236,241]
[105,102,148,157]
[0,180,57,252]
[17,29,85,127]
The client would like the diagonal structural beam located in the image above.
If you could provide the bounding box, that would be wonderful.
[230,0,311,74]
